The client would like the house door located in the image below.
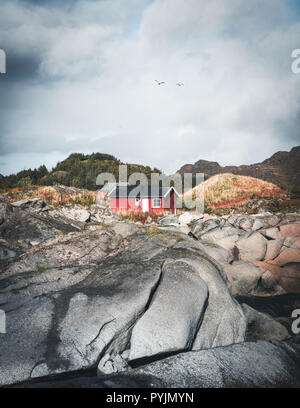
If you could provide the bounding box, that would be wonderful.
[142,198,149,213]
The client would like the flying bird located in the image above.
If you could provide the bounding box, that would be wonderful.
[155,80,165,85]
[176,82,184,86]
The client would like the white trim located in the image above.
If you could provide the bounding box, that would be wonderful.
[163,187,180,198]
[142,198,149,212]
[152,198,161,208]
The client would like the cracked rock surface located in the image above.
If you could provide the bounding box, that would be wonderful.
[0,212,246,386]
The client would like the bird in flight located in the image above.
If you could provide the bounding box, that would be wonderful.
[176,82,184,86]
[155,80,165,85]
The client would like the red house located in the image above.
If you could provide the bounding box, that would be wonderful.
[108,185,179,215]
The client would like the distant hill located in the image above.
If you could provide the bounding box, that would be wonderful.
[0,152,162,191]
[177,146,300,194]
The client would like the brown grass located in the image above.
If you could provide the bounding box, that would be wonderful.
[118,210,166,224]
[1,185,97,208]
[183,173,288,210]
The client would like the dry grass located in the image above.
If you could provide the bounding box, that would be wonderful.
[118,210,166,224]
[183,173,288,210]
[1,185,97,208]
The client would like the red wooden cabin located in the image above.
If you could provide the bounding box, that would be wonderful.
[108,185,179,214]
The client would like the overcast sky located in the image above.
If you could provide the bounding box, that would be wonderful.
[0,0,300,176]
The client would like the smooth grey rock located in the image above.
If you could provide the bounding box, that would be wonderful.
[242,304,290,341]
[11,197,46,211]
[178,212,202,226]
[265,238,285,261]
[59,205,91,223]
[263,227,282,240]
[223,261,265,295]
[16,341,300,388]
[158,215,179,226]
[129,260,209,362]
[0,202,82,250]
[252,215,281,231]
[134,340,300,388]
[260,270,286,294]
[200,241,234,264]
[0,225,246,386]
[200,226,243,244]
[236,231,267,261]
[190,219,220,238]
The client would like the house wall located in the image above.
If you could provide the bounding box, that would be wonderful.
[110,192,176,214]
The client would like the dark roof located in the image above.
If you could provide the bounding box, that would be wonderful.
[108,185,179,198]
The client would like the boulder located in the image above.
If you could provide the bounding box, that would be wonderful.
[280,223,300,237]
[0,225,246,386]
[157,215,179,227]
[265,238,285,261]
[251,215,281,231]
[223,261,265,295]
[236,232,267,261]
[131,340,300,388]
[11,197,47,211]
[0,202,82,250]
[129,260,209,362]
[270,248,300,266]
[200,241,234,264]
[59,205,91,223]
[178,212,202,226]
[241,304,290,341]
[190,219,220,238]
[262,227,282,240]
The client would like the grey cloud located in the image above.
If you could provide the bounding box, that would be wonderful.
[0,0,300,176]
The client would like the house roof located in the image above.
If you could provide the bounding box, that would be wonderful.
[108,185,179,198]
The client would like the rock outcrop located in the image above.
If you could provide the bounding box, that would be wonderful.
[1,200,300,388]
[0,209,246,386]
[18,340,300,388]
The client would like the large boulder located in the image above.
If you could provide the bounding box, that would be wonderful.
[16,341,300,388]
[241,304,290,341]
[236,231,267,261]
[0,202,83,252]
[157,215,180,227]
[132,340,300,388]
[265,238,285,261]
[58,205,91,223]
[0,224,246,386]
[129,260,209,362]
[223,261,265,295]
[178,212,203,226]
[11,197,47,212]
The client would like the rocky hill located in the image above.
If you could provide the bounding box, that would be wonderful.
[178,146,300,194]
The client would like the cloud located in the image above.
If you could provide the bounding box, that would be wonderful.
[0,0,299,176]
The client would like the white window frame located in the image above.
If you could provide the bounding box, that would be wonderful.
[152,198,161,208]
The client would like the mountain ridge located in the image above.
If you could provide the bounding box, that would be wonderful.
[177,146,300,194]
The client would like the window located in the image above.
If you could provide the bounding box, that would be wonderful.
[152,198,161,208]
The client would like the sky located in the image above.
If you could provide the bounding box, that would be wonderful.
[0,0,300,176]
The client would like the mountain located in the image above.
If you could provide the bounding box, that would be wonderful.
[0,152,162,191]
[177,146,300,194]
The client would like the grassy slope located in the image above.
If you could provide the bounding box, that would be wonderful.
[184,173,288,210]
